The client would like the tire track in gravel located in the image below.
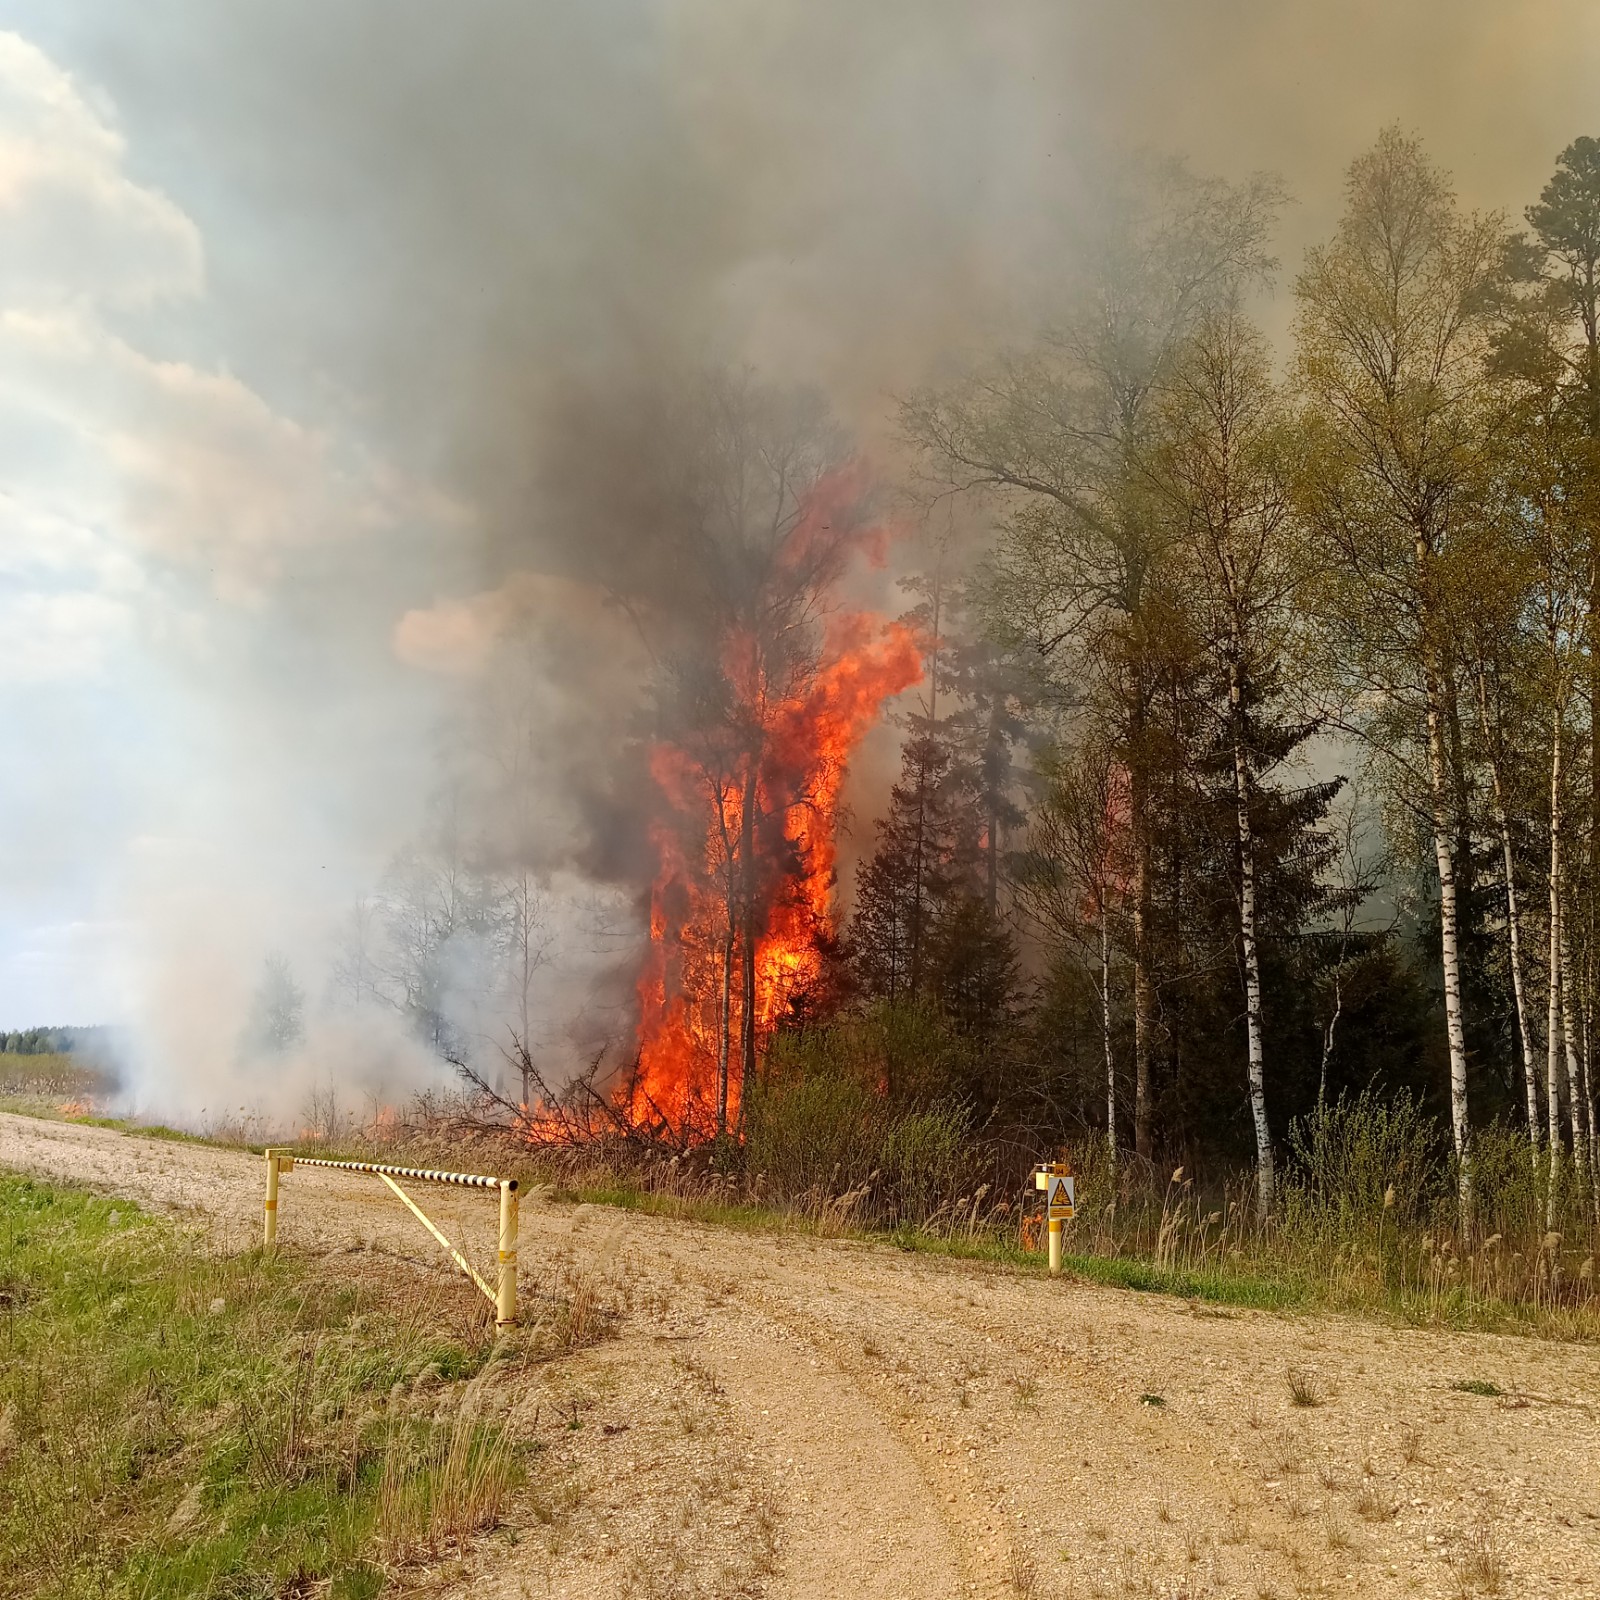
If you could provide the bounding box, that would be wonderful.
[556,1202,978,1597]
[675,1240,1113,1600]
[715,1279,1017,1599]
[624,1221,1146,1598]
[644,1241,998,1598]
[692,1291,972,1598]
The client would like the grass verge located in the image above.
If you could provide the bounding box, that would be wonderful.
[540,1172,1306,1311]
[0,1170,525,1600]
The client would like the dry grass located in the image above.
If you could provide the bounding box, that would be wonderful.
[286,1084,1600,1340]
[1009,1542,1040,1597]
[375,1407,518,1564]
[1353,1480,1397,1523]
[1009,1373,1040,1410]
[1272,1430,1306,1475]
[1286,1368,1324,1408]
[1449,1516,1507,1597]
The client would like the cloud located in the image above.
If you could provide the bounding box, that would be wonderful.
[0,29,456,1056]
[0,590,132,683]
[0,31,201,308]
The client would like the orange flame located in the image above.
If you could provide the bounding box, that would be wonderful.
[629,478,921,1139]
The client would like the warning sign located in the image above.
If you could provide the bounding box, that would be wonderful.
[1033,1163,1076,1219]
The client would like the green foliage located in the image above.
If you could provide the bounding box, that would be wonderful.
[878,1103,972,1220]
[746,1002,979,1223]
[1282,1089,1444,1231]
[241,953,306,1059]
[0,1027,112,1056]
[762,999,971,1107]
[0,1173,514,1599]
[1462,1122,1548,1241]
[848,581,1025,1054]
[743,1058,880,1195]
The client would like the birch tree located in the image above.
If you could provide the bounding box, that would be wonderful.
[1295,128,1512,1224]
[1525,136,1600,1212]
[1521,412,1594,1212]
[1154,307,1301,1216]
[1466,618,1544,1153]
[905,154,1281,1159]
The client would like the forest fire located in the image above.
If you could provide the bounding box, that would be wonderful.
[625,475,922,1141]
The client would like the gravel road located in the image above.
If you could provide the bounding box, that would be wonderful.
[5,1111,1598,1598]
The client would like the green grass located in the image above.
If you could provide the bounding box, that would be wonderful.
[63,1115,223,1146]
[534,1171,1308,1311]
[0,1171,521,1599]
[1451,1378,1505,1397]
[1056,1250,1306,1310]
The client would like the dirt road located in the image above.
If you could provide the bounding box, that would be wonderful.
[5,1112,1598,1598]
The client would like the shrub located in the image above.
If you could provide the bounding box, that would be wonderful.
[1466,1122,1547,1240]
[878,1101,973,1220]
[1281,1088,1444,1235]
[743,1062,882,1195]
[746,1004,982,1225]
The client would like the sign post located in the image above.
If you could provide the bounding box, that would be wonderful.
[1032,1161,1076,1275]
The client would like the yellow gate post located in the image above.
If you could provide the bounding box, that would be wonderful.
[264,1148,294,1251]
[263,1148,280,1251]
[497,1179,519,1329]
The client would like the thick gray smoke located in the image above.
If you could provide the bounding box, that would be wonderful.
[2,0,1596,1125]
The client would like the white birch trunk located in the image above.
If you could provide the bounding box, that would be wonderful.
[1318,971,1342,1110]
[1500,817,1543,1150]
[1474,673,1542,1150]
[1231,655,1274,1218]
[1559,908,1590,1185]
[1586,1004,1600,1221]
[1425,681,1472,1226]
[1547,713,1567,1226]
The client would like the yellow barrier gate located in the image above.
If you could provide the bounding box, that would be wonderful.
[263,1150,519,1328]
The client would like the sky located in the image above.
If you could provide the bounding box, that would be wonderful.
[0,1,1597,1108]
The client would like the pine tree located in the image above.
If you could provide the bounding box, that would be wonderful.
[851,733,956,1004]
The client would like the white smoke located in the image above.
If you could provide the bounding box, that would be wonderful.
[4,3,1599,1124]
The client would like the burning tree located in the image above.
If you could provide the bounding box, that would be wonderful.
[616,373,921,1142]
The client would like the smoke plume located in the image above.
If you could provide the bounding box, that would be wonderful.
[2,0,1597,1123]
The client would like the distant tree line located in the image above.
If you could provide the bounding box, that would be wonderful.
[0,1026,114,1056]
